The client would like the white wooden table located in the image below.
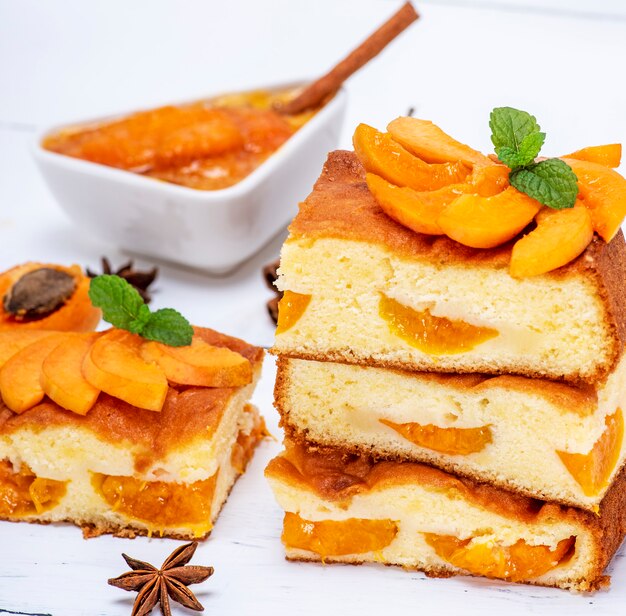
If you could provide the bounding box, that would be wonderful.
[0,1,625,614]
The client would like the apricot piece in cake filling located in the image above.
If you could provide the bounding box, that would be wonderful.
[0,460,67,516]
[380,419,492,455]
[92,472,218,538]
[424,533,575,582]
[379,294,498,355]
[557,408,624,497]
[563,144,621,169]
[282,512,398,558]
[275,291,311,335]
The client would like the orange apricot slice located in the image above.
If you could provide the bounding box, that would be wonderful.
[366,173,470,235]
[282,512,398,557]
[93,472,217,535]
[387,117,495,168]
[564,144,621,168]
[562,158,626,242]
[379,294,498,355]
[141,337,252,388]
[509,204,593,278]
[82,329,168,412]
[0,333,66,413]
[380,419,492,455]
[0,330,59,368]
[276,291,311,335]
[425,533,575,582]
[438,187,542,249]
[41,333,100,415]
[353,124,470,191]
[468,164,510,197]
[557,408,623,497]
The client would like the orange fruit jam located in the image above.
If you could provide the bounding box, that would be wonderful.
[379,295,498,355]
[0,460,67,516]
[275,291,312,334]
[93,472,218,537]
[282,512,398,558]
[424,533,575,582]
[557,408,624,497]
[380,419,492,455]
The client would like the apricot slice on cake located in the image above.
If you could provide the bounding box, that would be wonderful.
[424,533,575,582]
[438,187,542,249]
[353,124,470,191]
[83,329,168,412]
[41,333,100,415]
[387,117,495,168]
[509,204,593,278]
[282,512,398,557]
[380,419,492,455]
[0,330,59,368]
[564,144,621,169]
[468,164,510,197]
[366,173,471,235]
[557,408,623,497]
[562,157,626,242]
[0,333,66,413]
[141,337,252,388]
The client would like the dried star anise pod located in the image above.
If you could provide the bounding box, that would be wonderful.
[262,258,282,324]
[108,542,214,616]
[87,257,158,303]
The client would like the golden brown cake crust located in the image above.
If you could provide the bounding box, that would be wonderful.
[0,327,264,472]
[266,441,626,590]
[283,150,626,383]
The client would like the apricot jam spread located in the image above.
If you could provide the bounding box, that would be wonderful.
[282,512,398,557]
[92,472,218,537]
[0,460,66,516]
[425,533,575,581]
[43,89,317,191]
[557,408,624,497]
[275,291,312,334]
[380,419,492,455]
[379,294,498,355]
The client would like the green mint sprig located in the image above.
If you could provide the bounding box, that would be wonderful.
[489,107,578,209]
[89,275,193,347]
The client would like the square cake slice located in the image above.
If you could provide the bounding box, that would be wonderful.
[0,327,265,539]
[266,442,626,592]
[273,151,626,386]
[275,356,626,510]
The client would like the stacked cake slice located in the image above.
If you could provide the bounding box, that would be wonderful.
[266,146,626,591]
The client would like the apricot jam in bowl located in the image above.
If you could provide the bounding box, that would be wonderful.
[34,83,346,273]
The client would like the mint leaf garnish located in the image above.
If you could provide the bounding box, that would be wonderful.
[89,275,193,346]
[490,106,578,209]
[510,159,579,210]
[142,308,194,347]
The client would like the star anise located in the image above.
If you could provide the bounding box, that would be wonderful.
[87,257,158,303]
[262,258,282,324]
[108,542,214,616]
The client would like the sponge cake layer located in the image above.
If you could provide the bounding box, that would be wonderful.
[275,357,626,510]
[273,151,626,385]
[266,442,626,592]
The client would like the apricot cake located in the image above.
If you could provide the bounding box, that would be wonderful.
[272,150,626,385]
[0,326,265,539]
[266,442,626,592]
[275,356,626,510]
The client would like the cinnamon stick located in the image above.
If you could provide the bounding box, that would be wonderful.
[277,2,419,116]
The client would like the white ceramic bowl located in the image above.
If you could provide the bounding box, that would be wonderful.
[33,84,347,274]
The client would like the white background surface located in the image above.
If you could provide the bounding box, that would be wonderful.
[1,1,626,614]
